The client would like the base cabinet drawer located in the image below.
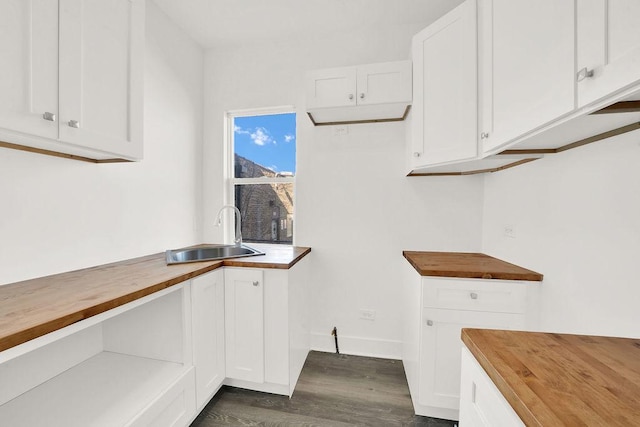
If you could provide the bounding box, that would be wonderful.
[423,277,527,313]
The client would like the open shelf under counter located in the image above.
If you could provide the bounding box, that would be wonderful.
[0,352,194,427]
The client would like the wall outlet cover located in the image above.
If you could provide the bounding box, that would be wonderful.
[359,309,376,321]
[504,225,516,238]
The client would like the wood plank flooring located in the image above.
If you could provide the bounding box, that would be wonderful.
[191,351,457,426]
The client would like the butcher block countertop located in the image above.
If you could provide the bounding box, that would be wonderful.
[0,243,310,353]
[462,328,640,426]
[403,251,543,281]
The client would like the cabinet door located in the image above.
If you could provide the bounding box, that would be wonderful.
[58,0,144,159]
[480,0,575,154]
[419,308,523,411]
[411,0,478,167]
[224,268,264,383]
[577,0,640,107]
[0,0,58,140]
[191,270,225,409]
[356,61,411,106]
[305,67,357,109]
[460,347,525,426]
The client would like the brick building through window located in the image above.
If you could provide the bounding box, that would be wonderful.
[225,109,296,245]
[234,154,293,244]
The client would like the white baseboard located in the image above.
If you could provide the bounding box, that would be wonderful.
[224,378,289,397]
[310,332,402,360]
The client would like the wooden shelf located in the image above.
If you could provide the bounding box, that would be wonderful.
[0,352,187,426]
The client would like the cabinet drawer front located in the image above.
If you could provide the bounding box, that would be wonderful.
[423,278,527,313]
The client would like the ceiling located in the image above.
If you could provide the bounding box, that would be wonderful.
[152,0,465,49]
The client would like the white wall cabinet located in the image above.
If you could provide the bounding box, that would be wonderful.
[408,0,640,174]
[224,257,311,397]
[306,61,411,125]
[402,262,534,421]
[191,269,225,410]
[576,0,640,108]
[410,0,478,169]
[459,346,525,426]
[0,0,144,161]
[479,0,575,154]
[0,285,196,427]
[0,0,59,141]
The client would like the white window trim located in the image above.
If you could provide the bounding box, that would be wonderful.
[223,106,296,245]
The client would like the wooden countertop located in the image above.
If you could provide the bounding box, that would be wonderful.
[403,251,543,281]
[0,243,310,353]
[462,328,640,426]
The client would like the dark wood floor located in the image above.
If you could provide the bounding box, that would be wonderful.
[191,351,457,426]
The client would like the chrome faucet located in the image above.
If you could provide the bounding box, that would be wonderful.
[215,205,242,246]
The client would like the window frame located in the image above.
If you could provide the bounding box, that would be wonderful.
[223,106,297,245]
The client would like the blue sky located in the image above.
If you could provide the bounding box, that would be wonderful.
[234,113,296,175]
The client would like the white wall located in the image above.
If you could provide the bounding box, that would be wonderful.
[204,25,484,358]
[0,3,204,285]
[482,131,640,338]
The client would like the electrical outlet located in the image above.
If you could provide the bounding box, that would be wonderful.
[360,309,376,321]
[504,225,516,238]
[333,125,348,136]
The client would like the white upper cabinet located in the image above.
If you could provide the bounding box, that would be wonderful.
[0,0,144,161]
[356,62,412,106]
[576,0,640,108]
[58,0,144,159]
[0,0,59,140]
[410,0,478,169]
[306,60,411,125]
[480,0,575,154]
[306,67,357,109]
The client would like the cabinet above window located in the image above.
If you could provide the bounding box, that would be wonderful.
[305,60,412,126]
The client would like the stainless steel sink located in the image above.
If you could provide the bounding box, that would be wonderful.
[166,244,265,265]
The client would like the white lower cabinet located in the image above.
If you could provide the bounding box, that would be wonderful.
[0,284,195,427]
[224,258,311,396]
[402,262,534,421]
[419,308,523,413]
[191,269,226,410]
[0,255,311,426]
[459,347,524,426]
[224,268,266,383]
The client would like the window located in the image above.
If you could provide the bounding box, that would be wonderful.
[225,108,296,244]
